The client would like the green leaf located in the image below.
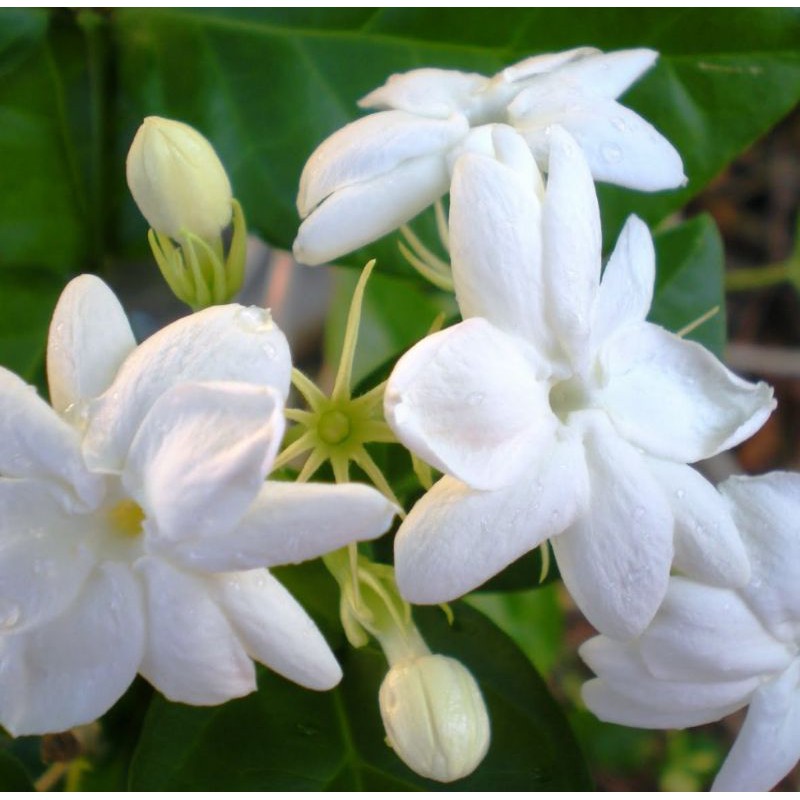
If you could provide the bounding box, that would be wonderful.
[0,749,35,791]
[110,8,800,271]
[129,577,590,790]
[650,214,726,357]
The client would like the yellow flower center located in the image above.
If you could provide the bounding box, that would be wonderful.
[318,409,351,445]
[108,499,145,537]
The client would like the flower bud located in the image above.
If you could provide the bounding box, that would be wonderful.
[379,654,490,782]
[126,116,232,242]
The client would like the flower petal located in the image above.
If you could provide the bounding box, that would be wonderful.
[639,577,793,684]
[136,557,256,705]
[541,126,601,371]
[537,48,658,100]
[721,472,800,641]
[124,382,284,547]
[498,47,600,84]
[0,480,96,632]
[591,215,654,351]
[0,562,143,736]
[359,69,488,116]
[215,569,342,690]
[293,152,450,266]
[47,274,136,415]
[384,318,555,491]
[599,322,775,463]
[169,480,394,573]
[647,459,750,588]
[0,368,102,508]
[449,128,556,357]
[551,412,673,639]
[581,637,756,729]
[395,431,589,604]
[297,110,468,217]
[84,304,291,473]
[713,661,800,792]
[512,93,685,191]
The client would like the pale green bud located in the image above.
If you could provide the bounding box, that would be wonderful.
[379,654,490,782]
[126,116,232,242]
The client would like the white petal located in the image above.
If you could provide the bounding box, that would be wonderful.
[721,473,800,641]
[0,483,96,632]
[124,382,284,547]
[215,569,341,690]
[581,636,758,727]
[84,304,291,473]
[46,274,136,415]
[449,134,556,356]
[384,318,555,491]
[648,459,750,588]
[498,47,600,84]
[541,126,601,371]
[169,480,394,573]
[293,152,450,266]
[599,323,775,463]
[0,368,102,508]
[591,215,654,351]
[639,577,793,684]
[395,432,589,604]
[297,111,467,217]
[713,661,800,792]
[551,412,673,639]
[538,48,658,100]
[512,93,685,192]
[137,557,255,705]
[0,562,143,736]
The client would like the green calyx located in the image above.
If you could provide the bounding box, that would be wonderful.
[148,198,248,311]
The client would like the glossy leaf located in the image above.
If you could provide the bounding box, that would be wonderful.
[0,749,35,791]
[128,563,590,790]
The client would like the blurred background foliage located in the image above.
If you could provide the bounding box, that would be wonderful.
[0,7,798,791]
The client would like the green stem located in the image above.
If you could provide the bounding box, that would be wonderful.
[725,262,792,291]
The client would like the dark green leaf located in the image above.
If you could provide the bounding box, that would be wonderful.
[0,748,35,791]
[650,214,726,357]
[129,580,590,790]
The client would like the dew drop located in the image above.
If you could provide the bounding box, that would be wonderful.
[0,599,21,630]
[676,489,686,500]
[601,143,622,163]
[263,342,277,359]
[466,391,485,407]
[611,117,627,132]
[237,306,274,333]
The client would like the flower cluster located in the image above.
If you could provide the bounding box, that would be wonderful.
[2,43,795,791]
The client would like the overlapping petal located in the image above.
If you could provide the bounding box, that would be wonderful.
[0,563,144,736]
[215,569,342,691]
[137,557,255,705]
[124,381,284,546]
[721,472,800,641]
[449,129,554,354]
[46,274,136,416]
[581,637,757,729]
[297,111,468,217]
[713,661,800,792]
[639,577,794,683]
[0,368,102,509]
[385,317,554,491]
[541,126,601,370]
[168,480,394,573]
[84,304,291,472]
[294,152,451,266]
[394,431,589,604]
[551,413,673,639]
[648,459,750,587]
[599,323,775,463]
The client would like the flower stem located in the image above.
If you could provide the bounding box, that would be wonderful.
[725,261,792,291]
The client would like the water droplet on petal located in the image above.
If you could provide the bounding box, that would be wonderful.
[676,489,686,500]
[466,392,485,407]
[601,143,622,163]
[0,599,21,630]
[611,117,627,132]
[237,306,274,333]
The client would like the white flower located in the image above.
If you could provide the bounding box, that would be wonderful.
[126,116,232,242]
[581,472,800,792]
[383,125,773,639]
[379,654,490,782]
[0,275,396,736]
[294,47,685,265]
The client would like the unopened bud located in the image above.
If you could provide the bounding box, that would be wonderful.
[126,116,232,242]
[379,654,490,782]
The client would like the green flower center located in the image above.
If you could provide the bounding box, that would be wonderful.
[319,409,351,445]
